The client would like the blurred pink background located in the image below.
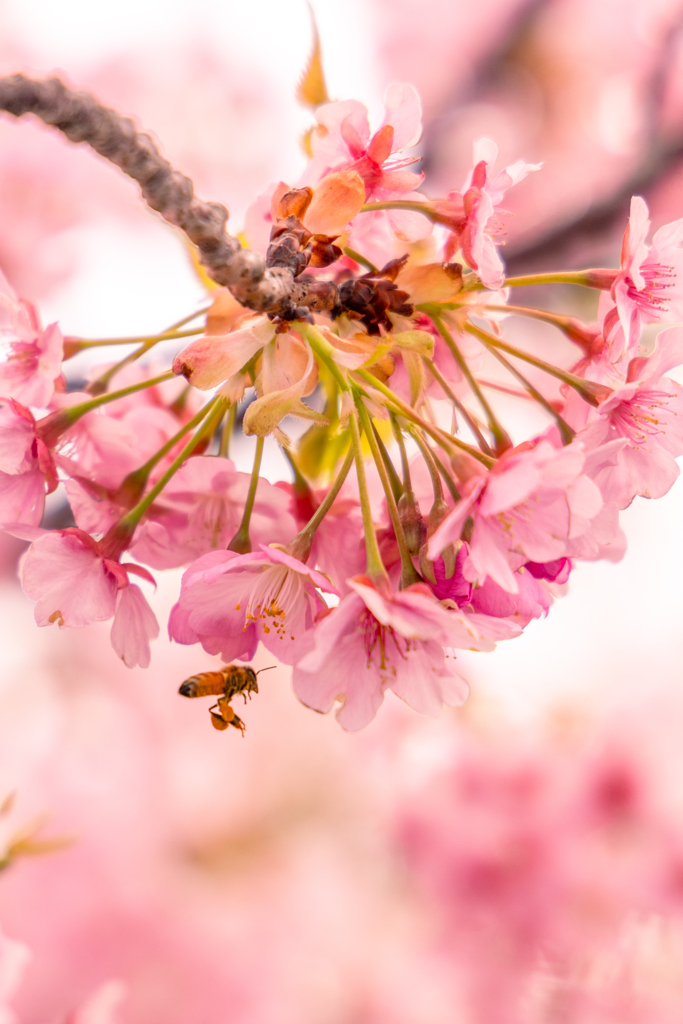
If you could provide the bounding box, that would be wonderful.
[2,1,683,1020]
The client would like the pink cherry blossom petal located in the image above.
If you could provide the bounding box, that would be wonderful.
[21,531,118,628]
[110,584,159,669]
[380,82,422,151]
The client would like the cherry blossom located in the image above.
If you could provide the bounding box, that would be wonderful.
[468,563,555,627]
[428,440,605,594]
[432,138,541,288]
[242,330,319,436]
[0,69,681,723]
[172,316,276,392]
[302,83,431,263]
[169,545,336,665]
[129,455,297,569]
[577,325,683,507]
[305,83,423,198]
[612,195,683,344]
[0,399,56,527]
[20,528,158,668]
[0,269,63,408]
[292,575,519,731]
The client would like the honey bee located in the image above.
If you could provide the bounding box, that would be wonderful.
[178,664,275,735]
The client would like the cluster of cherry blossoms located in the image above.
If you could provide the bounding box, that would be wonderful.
[1,75,683,732]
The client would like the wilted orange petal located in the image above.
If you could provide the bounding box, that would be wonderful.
[396,262,463,304]
[304,169,366,236]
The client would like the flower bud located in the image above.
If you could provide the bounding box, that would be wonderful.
[418,545,437,585]
[425,496,459,579]
[427,496,450,535]
[397,489,426,556]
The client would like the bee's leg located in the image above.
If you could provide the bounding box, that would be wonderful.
[216,697,246,736]
[209,705,230,731]
[208,703,230,731]
[229,712,246,736]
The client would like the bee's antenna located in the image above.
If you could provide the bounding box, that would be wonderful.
[256,665,277,675]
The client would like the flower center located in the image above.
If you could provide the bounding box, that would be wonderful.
[0,339,37,375]
[610,389,671,446]
[494,495,538,536]
[358,608,411,674]
[244,564,304,640]
[629,261,676,313]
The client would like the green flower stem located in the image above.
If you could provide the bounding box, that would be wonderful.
[405,425,446,503]
[435,454,462,503]
[296,322,350,393]
[227,435,265,554]
[423,357,495,457]
[118,397,224,524]
[219,402,237,458]
[302,447,355,537]
[115,399,223,505]
[430,314,512,454]
[372,422,403,502]
[389,411,412,490]
[74,370,176,412]
[360,199,434,218]
[73,304,209,353]
[479,342,575,446]
[85,326,205,395]
[478,378,532,400]
[70,326,203,351]
[502,271,613,290]
[349,409,388,584]
[342,247,379,273]
[287,447,355,562]
[465,323,612,407]
[82,306,210,390]
[101,397,225,557]
[354,368,494,468]
[36,370,176,446]
[464,270,613,292]
[355,394,421,589]
[483,303,581,327]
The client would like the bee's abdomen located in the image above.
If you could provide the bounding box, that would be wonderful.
[179,671,227,698]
